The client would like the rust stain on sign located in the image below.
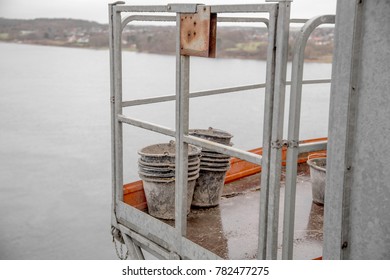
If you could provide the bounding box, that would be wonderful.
[180,6,217,58]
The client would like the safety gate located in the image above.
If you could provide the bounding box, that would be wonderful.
[109,1,333,259]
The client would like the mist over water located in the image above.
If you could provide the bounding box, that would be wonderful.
[0,42,331,259]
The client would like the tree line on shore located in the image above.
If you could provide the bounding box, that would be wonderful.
[0,17,334,61]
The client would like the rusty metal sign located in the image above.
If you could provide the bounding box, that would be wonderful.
[180,5,217,58]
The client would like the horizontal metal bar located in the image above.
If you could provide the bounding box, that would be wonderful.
[218,17,269,26]
[118,114,175,137]
[123,95,176,107]
[190,83,266,98]
[122,79,331,108]
[122,15,270,26]
[290,18,308,23]
[299,79,332,85]
[122,15,176,29]
[117,7,305,26]
[285,79,332,86]
[167,3,199,13]
[114,5,169,13]
[116,4,276,14]
[298,140,327,153]
[210,4,276,13]
[122,83,266,107]
[184,135,262,165]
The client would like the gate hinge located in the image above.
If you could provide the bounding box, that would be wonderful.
[287,140,299,148]
[271,140,299,149]
[271,139,286,149]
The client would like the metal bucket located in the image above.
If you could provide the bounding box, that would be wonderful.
[138,162,200,173]
[138,157,200,168]
[139,168,199,178]
[141,175,198,220]
[307,157,326,205]
[199,161,230,169]
[138,141,201,164]
[138,141,201,219]
[189,127,233,145]
[192,169,227,207]
[200,151,230,159]
[199,156,230,164]
[190,128,233,207]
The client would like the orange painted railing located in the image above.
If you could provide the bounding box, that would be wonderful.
[225,137,327,183]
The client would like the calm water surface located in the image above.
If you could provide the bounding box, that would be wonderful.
[0,42,331,259]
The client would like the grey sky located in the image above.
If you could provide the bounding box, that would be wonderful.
[0,0,337,24]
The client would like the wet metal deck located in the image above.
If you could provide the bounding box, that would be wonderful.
[165,164,324,259]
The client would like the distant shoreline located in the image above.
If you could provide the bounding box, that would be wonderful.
[1,41,333,63]
[0,18,334,63]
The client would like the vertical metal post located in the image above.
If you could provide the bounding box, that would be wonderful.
[175,13,190,251]
[338,0,364,260]
[109,2,118,228]
[113,4,124,209]
[282,25,304,261]
[323,0,365,260]
[265,0,291,259]
[258,6,278,260]
[111,2,146,259]
[282,15,335,260]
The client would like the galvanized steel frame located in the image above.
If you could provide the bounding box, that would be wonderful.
[258,0,292,260]
[323,0,369,260]
[282,15,335,259]
[109,1,330,260]
[109,1,282,260]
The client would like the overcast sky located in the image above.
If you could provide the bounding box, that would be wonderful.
[0,0,337,24]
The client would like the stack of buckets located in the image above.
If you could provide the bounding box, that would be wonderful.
[190,128,233,207]
[138,141,201,219]
[138,128,233,220]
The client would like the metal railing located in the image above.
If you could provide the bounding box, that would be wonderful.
[282,15,335,260]
[109,1,333,260]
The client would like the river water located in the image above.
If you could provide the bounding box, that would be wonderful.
[0,42,331,259]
